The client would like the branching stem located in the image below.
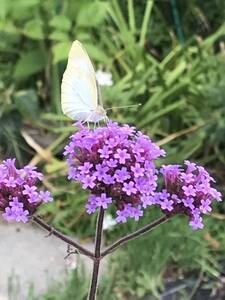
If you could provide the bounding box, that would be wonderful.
[32,213,173,300]
[33,215,94,259]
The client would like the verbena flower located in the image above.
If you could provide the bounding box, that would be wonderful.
[159,161,222,230]
[64,121,165,222]
[0,158,53,223]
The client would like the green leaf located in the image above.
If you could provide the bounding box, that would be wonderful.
[76,2,109,27]
[51,126,76,133]
[13,89,40,120]
[165,61,187,86]
[23,19,44,39]
[127,0,136,33]
[141,80,189,114]
[139,0,154,47]
[52,41,71,64]
[49,15,71,31]
[14,49,46,79]
[0,20,18,35]
[41,113,70,121]
[6,0,40,22]
[12,0,39,8]
[138,99,185,128]
[85,43,108,64]
[49,30,69,42]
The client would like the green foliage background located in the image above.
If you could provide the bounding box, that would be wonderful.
[1,0,225,299]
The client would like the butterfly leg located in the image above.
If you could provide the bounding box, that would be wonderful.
[104,115,109,124]
[83,113,93,128]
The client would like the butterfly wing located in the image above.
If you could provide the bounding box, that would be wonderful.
[61,40,100,121]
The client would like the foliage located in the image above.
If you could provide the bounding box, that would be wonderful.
[0,0,225,166]
[0,0,225,299]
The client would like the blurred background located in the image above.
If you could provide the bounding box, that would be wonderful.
[0,0,225,299]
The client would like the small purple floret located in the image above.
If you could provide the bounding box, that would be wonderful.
[160,161,222,230]
[64,121,165,223]
[0,158,53,223]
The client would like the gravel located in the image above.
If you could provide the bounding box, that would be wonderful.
[0,221,96,300]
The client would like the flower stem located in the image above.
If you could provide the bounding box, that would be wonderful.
[32,215,94,259]
[33,213,173,300]
[101,214,172,258]
[88,208,105,300]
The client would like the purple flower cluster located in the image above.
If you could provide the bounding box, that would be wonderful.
[159,161,222,230]
[0,158,53,223]
[64,121,165,222]
[64,121,222,230]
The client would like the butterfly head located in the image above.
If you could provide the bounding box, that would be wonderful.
[89,105,107,123]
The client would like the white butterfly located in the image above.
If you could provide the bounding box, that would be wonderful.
[61,40,107,123]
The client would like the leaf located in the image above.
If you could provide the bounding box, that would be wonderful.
[0,0,8,19]
[141,80,189,114]
[165,61,187,86]
[14,49,46,79]
[139,0,154,47]
[85,43,108,64]
[6,0,40,22]
[12,0,39,7]
[139,100,186,128]
[49,30,69,42]
[41,113,70,121]
[51,126,76,133]
[0,20,19,34]
[13,89,40,120]
[23,19,44,39]
[49,15,71,31]
[52,41,71,64]
[76,2,109,27]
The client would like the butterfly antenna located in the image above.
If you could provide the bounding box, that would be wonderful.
[105,103,142,111]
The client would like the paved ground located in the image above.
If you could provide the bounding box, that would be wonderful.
[0,220,96,300]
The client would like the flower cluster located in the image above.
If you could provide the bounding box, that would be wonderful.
[158,161,222,230]
[64,121,165,222]
[0,158,53,223]
[64,121,222,230]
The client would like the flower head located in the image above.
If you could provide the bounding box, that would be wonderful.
[159,161,222,230]
[64,121,165,222]
[0,158,53,223]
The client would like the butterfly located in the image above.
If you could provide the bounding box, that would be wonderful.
[61,40,107,123]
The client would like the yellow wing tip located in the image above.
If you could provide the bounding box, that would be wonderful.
[70,40,87,58]
[71,40,83,49]
[72,40,82,45]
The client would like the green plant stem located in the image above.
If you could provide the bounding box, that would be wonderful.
[87,208,105,300]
